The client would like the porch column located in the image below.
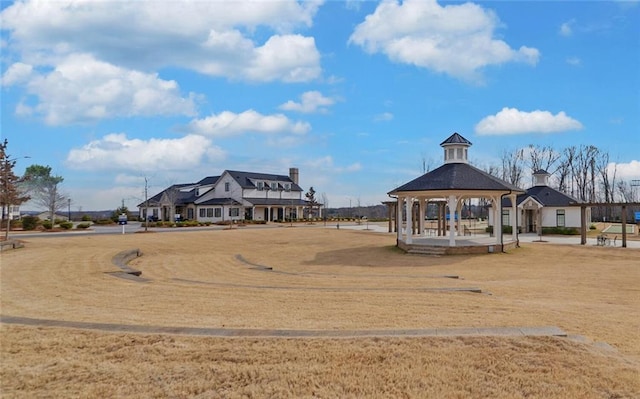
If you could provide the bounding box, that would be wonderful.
[448,195,457,246]
[396,197,403,241]
[268,206,272,221]
[509,193,518,242]
[387,202,393,233]
[405,197,413,244]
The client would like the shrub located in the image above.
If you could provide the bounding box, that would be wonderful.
[59,221,73,230]
[589,224,597,230]
[76,223,91,229]
[21,216,39,231]
[541,227,580,235]
[81,214,92,221]
[42,220,53,230]
[93,219,113,225]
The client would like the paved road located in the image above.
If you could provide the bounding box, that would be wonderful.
[8,221,640,248]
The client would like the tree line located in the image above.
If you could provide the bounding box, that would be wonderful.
[482,144,638,204]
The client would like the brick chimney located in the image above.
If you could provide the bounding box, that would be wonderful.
[289,167,299,185]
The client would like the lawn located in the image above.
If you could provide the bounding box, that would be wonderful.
[1,226,639,398]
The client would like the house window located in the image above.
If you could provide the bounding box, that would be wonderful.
[444,149,448,161]
[225,182,230,192]
[199,208,206,218]
[271,182,277,191]
[284,183,291,191]
[206,208,213,217]
[229,208,239,217]
[502,210,510,226]
[456,148,463,159]
[257,182,264,191]
[448,148,454,160]
[556,209,566,227]
[215,208,221,218]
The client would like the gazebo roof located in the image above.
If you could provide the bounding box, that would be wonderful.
[389,162,524,195]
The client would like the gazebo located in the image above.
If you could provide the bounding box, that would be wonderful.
[387,133,525,254]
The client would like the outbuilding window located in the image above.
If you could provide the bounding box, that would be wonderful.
[556,209,565,227]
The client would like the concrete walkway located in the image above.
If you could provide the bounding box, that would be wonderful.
[1,315,566,339]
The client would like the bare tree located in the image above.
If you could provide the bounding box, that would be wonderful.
[617,180,638,203]
[527,144,560,175]
[596,151,616,203]
[568,145,599,202]
[557,146,575,194]
[500,148,526,187]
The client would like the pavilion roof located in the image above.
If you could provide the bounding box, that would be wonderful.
[389,163,524,195]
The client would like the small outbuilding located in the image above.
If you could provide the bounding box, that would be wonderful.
[388,133,525,254]
[489,169,589,234]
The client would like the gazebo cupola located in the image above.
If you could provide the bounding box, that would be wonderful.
[441,132,471,164]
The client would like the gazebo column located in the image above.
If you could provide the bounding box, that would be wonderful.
[448,195,457,246]
[438,201,447,237]
[509,193,518,243]
[406,197,413,244]
[456,200,463,236]
[493,196,502,246]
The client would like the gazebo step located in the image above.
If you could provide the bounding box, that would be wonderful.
[406,246,447,256]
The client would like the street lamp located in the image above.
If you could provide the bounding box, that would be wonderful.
[3,155,30,240]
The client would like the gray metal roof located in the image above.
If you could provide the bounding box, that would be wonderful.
[389,163,523,194]
[503,185,581,207]
[197,176,220,185]
[226,170,303,191]
[440,132,472,146]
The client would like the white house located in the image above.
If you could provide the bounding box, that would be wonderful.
[138,168,319,223]
[489,169,589,233]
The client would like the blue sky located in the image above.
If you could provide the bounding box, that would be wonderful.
[1,0,639,211]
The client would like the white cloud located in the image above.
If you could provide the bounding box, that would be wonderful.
[475,107,583,135]
[188,110,311,137]
[66,133,223,172]
[1,0,322,83]
[279,91,336,113]
[609,160,640,180]
[348,0,539,82]
[305,156,362,173]
[374,112,394,122]
[1,62,33,86]
[16,54,197,125]
[560,20,575,36]
[566,56,582,66]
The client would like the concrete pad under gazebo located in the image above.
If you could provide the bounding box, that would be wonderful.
[387,133,525,255]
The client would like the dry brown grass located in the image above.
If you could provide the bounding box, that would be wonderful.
[1,226,639,398]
